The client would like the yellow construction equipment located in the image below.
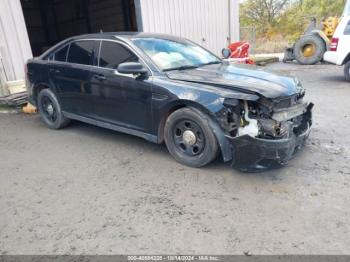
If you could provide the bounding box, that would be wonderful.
[284,16,340,65]
[323,16,340,38]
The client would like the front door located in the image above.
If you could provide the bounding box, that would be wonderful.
[90,41,153,133]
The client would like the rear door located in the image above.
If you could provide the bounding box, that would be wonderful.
[90,40,153,132]
[49,40,96,116]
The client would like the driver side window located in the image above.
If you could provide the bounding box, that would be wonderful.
[98,41,139,69]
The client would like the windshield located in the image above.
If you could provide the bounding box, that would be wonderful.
[132,38,221,71]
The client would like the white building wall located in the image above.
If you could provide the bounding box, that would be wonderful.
[0,0,32,83]
[137,0,239,55]
[230,0,240,44]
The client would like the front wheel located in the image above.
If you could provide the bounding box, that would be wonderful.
[37,88,70,129]
[164,108,219,168]
[344,61,350,82]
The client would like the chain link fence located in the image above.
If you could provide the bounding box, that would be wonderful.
[240,26,256,54]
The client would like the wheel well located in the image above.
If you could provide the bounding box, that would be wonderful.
[157,103,233,162]
[157,105,186,143]
[342,53,350,65]
[33,84,49,103]
[157,103,213,144]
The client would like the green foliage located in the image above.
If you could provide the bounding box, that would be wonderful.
[240,0,290,34]
[240,0,347,42]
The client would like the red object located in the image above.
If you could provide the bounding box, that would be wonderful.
[227,41,254,64]
[330,38,339,51]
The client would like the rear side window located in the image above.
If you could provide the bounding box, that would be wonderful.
[344,20,350,35]
[67,41,94,65]
[54,45,69,62]
[99,41,138,69]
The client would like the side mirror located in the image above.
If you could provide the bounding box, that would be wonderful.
[117,62,148,75]
[222,48,232,59]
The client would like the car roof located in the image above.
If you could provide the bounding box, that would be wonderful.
[39,32,189,60]
[71,32,188,43]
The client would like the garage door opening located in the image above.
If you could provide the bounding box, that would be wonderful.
[21,0,137,57]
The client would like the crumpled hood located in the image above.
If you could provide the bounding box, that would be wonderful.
[166,63,304,99]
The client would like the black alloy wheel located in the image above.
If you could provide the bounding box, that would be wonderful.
[164,107,219,168]
[38,88,70,129]
[41,95,57,123]
[173,119,206,157]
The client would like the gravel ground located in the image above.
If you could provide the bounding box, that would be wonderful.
[0,63,350,255]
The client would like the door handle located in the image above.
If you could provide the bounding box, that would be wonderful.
[49,69,61,73]
[94,74,106,81]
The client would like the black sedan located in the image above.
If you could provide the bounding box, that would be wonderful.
[26,32,313,171]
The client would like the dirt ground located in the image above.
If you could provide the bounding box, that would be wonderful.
[0,63,350,255]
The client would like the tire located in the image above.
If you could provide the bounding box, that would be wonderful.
[164,107,219,168]
[293,34,326,65]
[344,61,350,82]
[37,88,70,129]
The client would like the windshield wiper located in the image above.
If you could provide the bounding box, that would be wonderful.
[163,65,199,72]
[163,61,221,72]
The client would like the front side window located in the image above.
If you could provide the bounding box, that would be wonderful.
[132,38,221,71]
[67,41,94,65]
[99,41,138,69]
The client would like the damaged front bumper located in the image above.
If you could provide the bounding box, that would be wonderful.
[227,103,313,171]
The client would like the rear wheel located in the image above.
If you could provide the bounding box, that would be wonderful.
[37,89,70,129]
[293,34,326,65]
[164,108,219,168]
[344,61,350,82]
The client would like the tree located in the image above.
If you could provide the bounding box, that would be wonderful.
[277,0,346,41]
[240,0,347,40]
[240,0,290,33]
